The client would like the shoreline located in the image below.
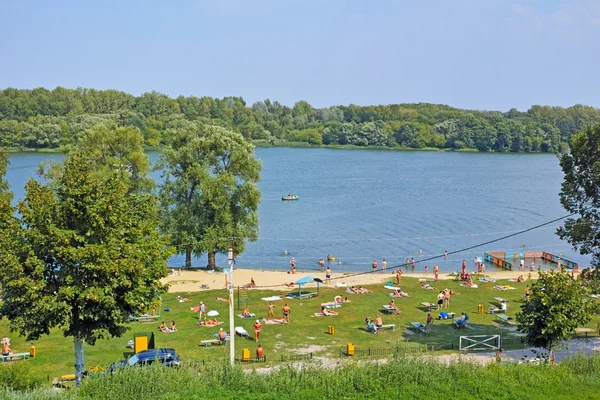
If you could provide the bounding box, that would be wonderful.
[162,267,541,293]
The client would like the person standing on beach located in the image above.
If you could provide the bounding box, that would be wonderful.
[396,268,403,285]
[382,259,387,273]
[461,260,466,278]
[433,265,439,281]
[290,258,296,271]
[424,265,429,276]
[267,302,275,320]
[282,304,291,323]
[325,267,332,284]
[372,260,378,273]
[253,319,262,342]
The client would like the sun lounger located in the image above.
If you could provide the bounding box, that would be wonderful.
[409,322,427,334]
[420,302,435,311]
[384,286,401,290]
[494,297,509,303]
[495,314,515,324]
[382,305,397,315]
[236,313,256,319]
[0,353,30,362]
[489,307,503,314]
[235,327,249,337]
[325,304,342,309]
[379,324,396,331]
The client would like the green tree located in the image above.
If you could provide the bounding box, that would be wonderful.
[158,123,261,269]
[516,270,595,358]
[557,123,600,266]
[0,134,171,386]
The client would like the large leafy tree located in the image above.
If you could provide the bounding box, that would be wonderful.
[0,129,171,386]
[558,123,600,267]
[516,270,596,357]
[158,122,261,269]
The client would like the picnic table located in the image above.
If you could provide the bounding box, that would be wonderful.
[494,297,509,303]
[420,302,435,311]
[382,305,397,315]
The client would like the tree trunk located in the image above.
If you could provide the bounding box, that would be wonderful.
[207,251,216,270]
[185,249,192,269]
[74,337,85,387]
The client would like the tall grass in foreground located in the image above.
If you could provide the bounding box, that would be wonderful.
[1,354,599,399]
[76,354,600,400]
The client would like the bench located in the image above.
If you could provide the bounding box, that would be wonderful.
[494,297,509,303]
[0,353,30,362]
[379,324,396,331]
[409,322,427,334]
[420,302,435,311]
[200,338,228,347]
[495,314,515,324]
[130,315,160,323]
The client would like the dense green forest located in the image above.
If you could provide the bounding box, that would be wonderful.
[1,87,599,152]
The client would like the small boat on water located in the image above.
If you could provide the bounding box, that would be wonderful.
[282,195,299,201]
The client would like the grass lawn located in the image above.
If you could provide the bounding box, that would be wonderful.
[1,275,599,382]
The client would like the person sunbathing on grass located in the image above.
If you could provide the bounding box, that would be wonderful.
[320,306,338,316]
[159,321,169,332]
[392,289,409,297]
[356,287,371,294]
[242,307,252,317]
[422,284,435,290]
[216,297,229,303]
[517,275,527,283]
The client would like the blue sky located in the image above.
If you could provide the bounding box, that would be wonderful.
[0,0,598,110]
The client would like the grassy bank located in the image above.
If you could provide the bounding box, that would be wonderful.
[1,276,599,385]
[2,354,600,399]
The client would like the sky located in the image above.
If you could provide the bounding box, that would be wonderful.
[0,0,599,111]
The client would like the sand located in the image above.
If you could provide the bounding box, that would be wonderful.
[162,268,541,293]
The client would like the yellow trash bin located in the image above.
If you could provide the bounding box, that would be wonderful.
[242,348,250,361]
[347,343,355,356]
[328,325,335,335]
[29,344,36,358]
[478,304,484,314]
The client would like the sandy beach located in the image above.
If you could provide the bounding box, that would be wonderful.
[162,267,542,293]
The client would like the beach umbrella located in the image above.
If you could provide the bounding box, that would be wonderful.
[207,310,219,317]
[313,278,324,293]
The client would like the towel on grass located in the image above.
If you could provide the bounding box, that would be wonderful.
[236,313,256,318]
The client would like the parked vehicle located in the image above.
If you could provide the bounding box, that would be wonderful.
[107,348,180,373]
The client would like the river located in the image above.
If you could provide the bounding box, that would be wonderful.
[5,149,588,273]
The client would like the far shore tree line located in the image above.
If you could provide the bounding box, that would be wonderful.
[1,87,600,152]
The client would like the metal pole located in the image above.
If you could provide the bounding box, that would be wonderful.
[228,247,235,366]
